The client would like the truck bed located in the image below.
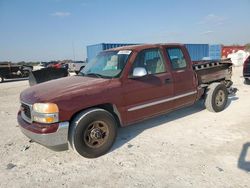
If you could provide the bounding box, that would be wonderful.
[193,59,232,85]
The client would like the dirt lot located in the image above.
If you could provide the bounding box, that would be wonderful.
[0,67,249,188]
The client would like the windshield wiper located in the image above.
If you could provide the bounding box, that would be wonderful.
[77,72,84,76]
[85,73,105,78]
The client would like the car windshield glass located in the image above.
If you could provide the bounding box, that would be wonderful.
[80,50,131,78]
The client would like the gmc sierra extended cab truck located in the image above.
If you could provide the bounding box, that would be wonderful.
[18,44,235,158]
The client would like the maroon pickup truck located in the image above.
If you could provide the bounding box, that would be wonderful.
[18,44,235,158]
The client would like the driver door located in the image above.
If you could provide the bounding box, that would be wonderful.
[123,48,174,124]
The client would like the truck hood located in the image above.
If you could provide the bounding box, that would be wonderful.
[20,76,111,104]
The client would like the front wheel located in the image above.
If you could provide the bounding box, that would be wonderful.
[69,108,117,158]
[205,83,228,112]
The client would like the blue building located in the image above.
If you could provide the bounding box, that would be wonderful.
[86,43,220,62]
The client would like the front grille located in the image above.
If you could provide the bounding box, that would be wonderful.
[21,103,32,123]
[21,103,31,118]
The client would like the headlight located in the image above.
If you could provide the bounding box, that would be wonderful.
[32,103,59,123]
[33,103,59,113]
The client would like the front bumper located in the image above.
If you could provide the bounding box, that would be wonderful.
[18,112,69,151]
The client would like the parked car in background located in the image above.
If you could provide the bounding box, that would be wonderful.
[0,62,33,83]
[46,61,59,68]
[68,61,87,73]
[243,56,250,84]
[18,44,236,158]
[40,62,50,67]
[51,62,69,70]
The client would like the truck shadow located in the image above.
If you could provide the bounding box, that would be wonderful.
[225,95,239,109]
[111,101,205,152]
[111,95,239,152]
[238,142,250,172]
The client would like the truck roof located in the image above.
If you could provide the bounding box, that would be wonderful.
[104,43,185,52]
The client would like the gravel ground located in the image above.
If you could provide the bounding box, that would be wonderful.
[0,66,249,188]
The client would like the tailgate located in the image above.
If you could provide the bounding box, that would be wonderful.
[193,59,232,85]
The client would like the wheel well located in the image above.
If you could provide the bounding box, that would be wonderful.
[201,80,232,98]
[69,103,122,127]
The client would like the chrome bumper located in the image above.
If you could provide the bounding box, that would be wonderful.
[20,122,69,151]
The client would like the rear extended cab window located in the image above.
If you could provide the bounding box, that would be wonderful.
[166,48,187,70]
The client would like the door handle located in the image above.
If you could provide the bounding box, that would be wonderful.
[165,78,172,84]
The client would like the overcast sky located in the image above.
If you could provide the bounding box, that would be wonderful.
[0,0,250,62]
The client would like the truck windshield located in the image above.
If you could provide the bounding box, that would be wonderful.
[80,50,131,78]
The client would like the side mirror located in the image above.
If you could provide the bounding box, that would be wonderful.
[132,67,147,77]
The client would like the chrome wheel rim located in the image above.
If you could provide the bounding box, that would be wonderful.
[83,121,109,148]
[215,90,225,107]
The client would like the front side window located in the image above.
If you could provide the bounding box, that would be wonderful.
[166,48,187,70]
[80,50,131,78]
[130,49,166,75]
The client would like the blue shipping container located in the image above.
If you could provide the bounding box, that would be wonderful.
[87,43,137,61]
[86,44,104,62]
[184,44,209,61]
[87,43,210,62]
[209,44,222,60]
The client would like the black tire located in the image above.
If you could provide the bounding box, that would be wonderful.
[21,70,30,77]
[205,83,228,112]
[69,108,117,158]
[245,78,250,85]
[0,76,4,83]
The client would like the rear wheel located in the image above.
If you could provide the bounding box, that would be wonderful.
[205,83,228,112]
[69,108,117,158]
